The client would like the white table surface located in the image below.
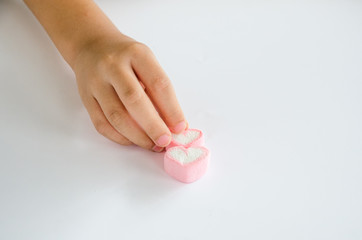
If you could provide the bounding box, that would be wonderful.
[1,0,361,239]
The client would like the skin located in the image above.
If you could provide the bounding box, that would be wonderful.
[24,0,188,152]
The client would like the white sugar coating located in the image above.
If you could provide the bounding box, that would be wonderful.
[172,130,200,145]
[168,147,205,164]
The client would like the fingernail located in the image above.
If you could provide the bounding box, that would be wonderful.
[156,134,171,147]
[173,121,186,133]
[152,145,164,152]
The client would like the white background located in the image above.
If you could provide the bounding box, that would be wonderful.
[1,0,361,239]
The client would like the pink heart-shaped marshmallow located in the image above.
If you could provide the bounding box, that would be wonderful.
[166,128,204,150]
[164,146,209,183]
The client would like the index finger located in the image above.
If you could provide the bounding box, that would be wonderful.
[131,48,187,133]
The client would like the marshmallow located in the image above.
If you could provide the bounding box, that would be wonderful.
[166,128,204,150]
[164,146,209,183]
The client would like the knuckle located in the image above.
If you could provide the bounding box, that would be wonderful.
[151,76,170,91]
[108,110,125,126]
[166,109,183,122]
[126,42,150,56]
[101,52,116,65]
[98,52,117,70]
[122,87,142,104]
[88,81,105,95]
[94,121,108,136]
[100,55,121,77]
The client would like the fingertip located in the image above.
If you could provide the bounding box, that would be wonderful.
[152,145,164,152]
[171,120,187,133]
[155,134,171,147]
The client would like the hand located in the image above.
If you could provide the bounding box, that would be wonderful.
[73,35,187,152]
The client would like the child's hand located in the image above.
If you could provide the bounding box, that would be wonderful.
[73,36,187,151]
[24,0,186,151]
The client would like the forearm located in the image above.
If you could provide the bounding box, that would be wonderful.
[24,0,124,68]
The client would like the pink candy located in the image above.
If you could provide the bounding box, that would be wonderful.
[166,128,204,150]
[163,129,209,183]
